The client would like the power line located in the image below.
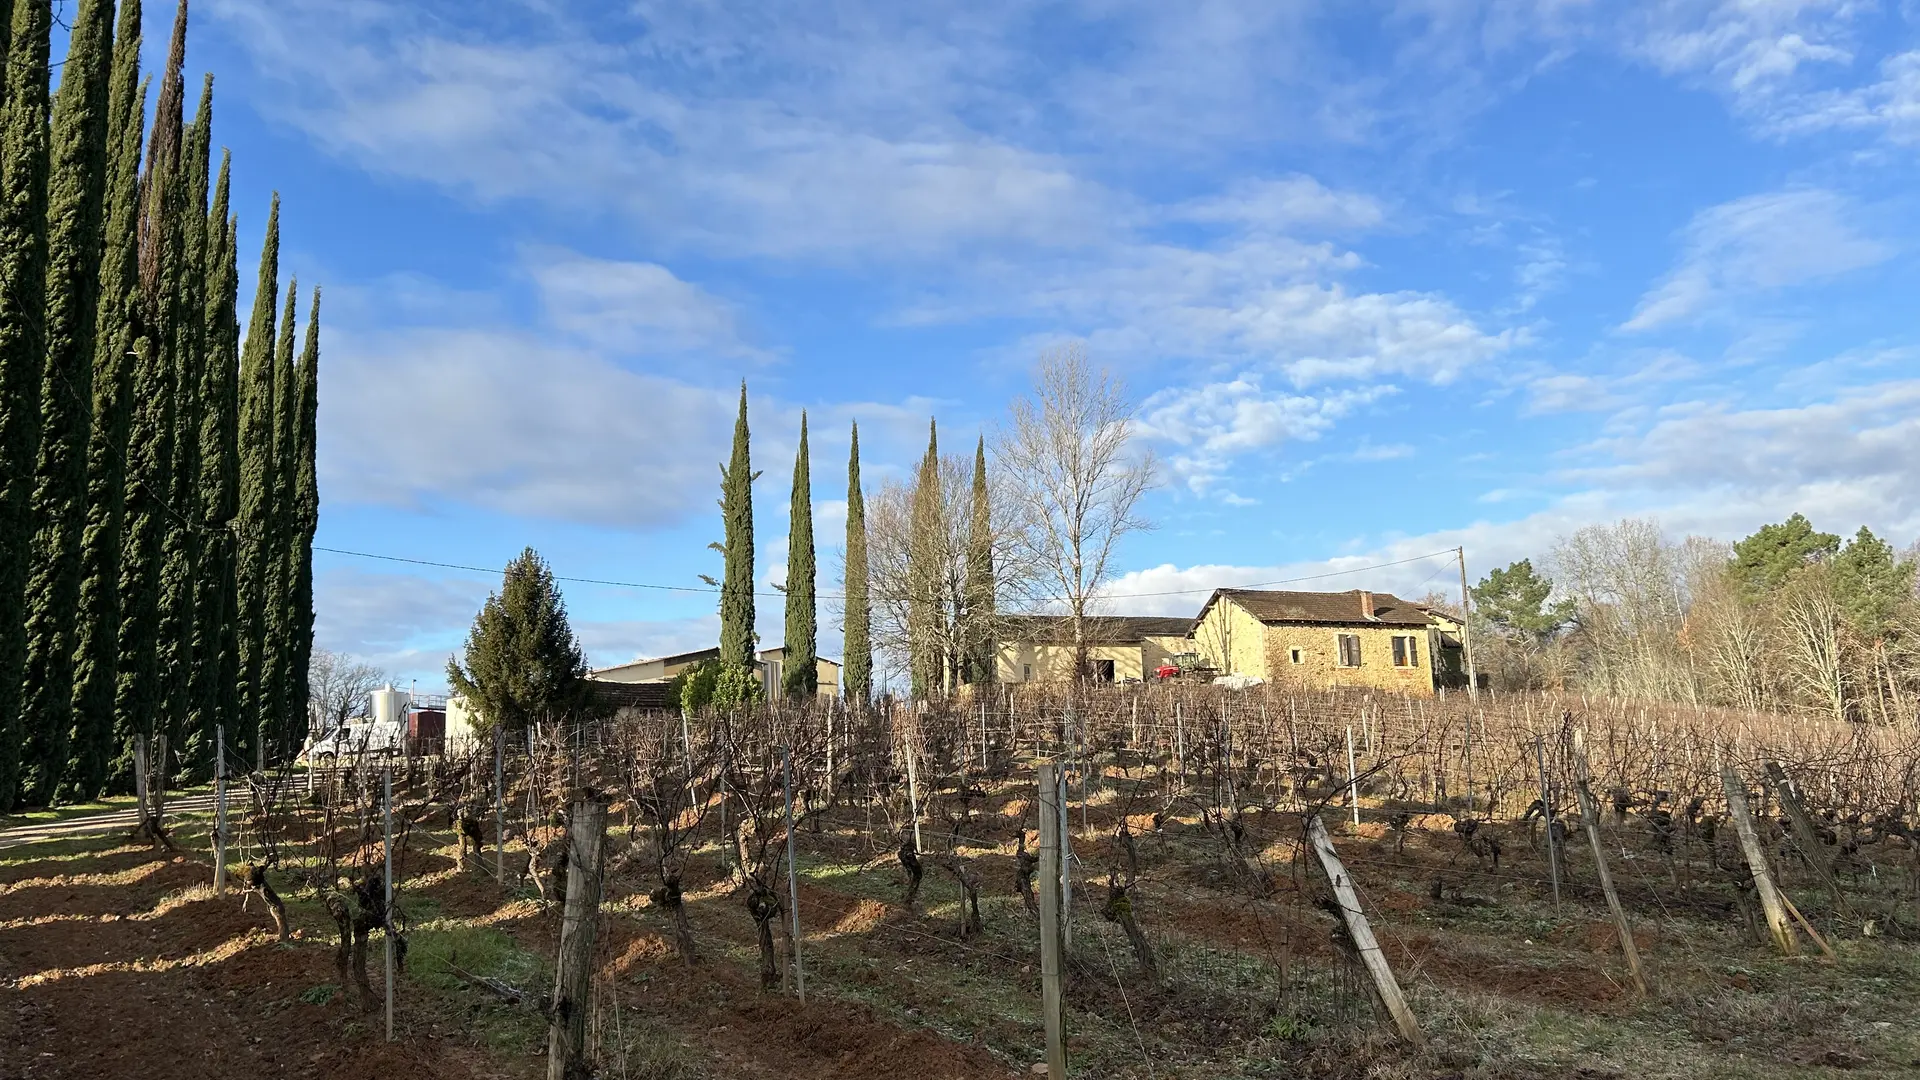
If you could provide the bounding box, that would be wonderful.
[312,544,1461,604]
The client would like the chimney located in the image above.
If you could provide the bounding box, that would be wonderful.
[1359,590,1376,620]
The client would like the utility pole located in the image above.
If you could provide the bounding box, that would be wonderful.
[1457,546,1478,697]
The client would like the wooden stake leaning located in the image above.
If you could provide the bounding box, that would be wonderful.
[1036,763,1067,1080]
[1720,764,1798,957]
[1765,761,1854,920]
[1569,730,1650,996]
[1306,816,1424,1046]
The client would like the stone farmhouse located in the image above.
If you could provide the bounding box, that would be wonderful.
[998,588,1468,695]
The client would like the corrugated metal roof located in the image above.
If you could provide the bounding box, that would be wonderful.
[1216,588,1432,627]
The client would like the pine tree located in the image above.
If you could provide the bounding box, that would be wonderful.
[18,0,112,804]
[64,0,144,801]
[111,0,186,791]
[153,63,208,768]
[963,435,995,687]
[782,413,816,697]
[842,421,870,707]
[0,0,53,810]
[717,383,757,675]
[287,287,319,749]
[232,196,277,770]
[446,548,590,735]
[259,279,295,763]
[907,420,941,698]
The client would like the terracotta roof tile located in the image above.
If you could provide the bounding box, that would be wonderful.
[1218,589,1432,627]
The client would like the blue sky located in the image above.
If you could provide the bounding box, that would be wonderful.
[169,0,1919,690]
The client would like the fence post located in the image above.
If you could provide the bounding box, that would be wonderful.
[783,746,806,1002]
[1533,734,1559,909]
[132,734,150,836]
[1057,766,1072,949]
[214,726,228,896]
[1571,731,1650,995]
[1306,816,1424,1045]
[548,799,607,1080]
[494,728,506,885]
[1036,763,1067,1080]
[384,767,395,1041]
[1345,725,1360,826]
[1721,764,1798,956]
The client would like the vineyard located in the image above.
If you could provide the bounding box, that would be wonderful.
[6,686,1920,1079]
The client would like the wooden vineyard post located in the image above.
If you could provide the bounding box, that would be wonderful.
[1532,734,1559,908]
[548,799,607,1080]
[214,726,228,896]
[783,746,806,1002]
[1765,761,1853,919]
[1036,764,1067,1080]
[904,722,924,856]
[1346,725,1360,825]
[1306,816,1424,1046]
[1721,765,1798,956]
[494,728,507,885]
[383,768,395,1041]
[1570,731,1650,996]
[132,734,150,836]
[1057,766,1073,949]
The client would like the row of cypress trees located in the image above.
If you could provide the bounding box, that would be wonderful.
[711,386,994,705]
[0,0,319,811]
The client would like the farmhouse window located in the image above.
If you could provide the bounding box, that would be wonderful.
[1095,659,1116,682]
[1289,647,1303,664]
[1336,634,1362,667]
[1022,664,1032,681]
[1392,635,1419,667]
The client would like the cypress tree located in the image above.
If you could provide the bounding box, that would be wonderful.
[111,0,186,790]
[208,193,240,771]
[154,64,207,767]
[179,75,224,777]
[907,420,940,698]
[842,421,870,707]
[0,0,53,810]
[64,1,144,801]
[233,195,277,771]
[963,435,995,687]
[717,382,756,673]
[287,288,319,750]
[262,280,295,761]
[18,0,113,804]
[782,412,816,697]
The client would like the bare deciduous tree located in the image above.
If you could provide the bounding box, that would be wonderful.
[308,648,390,735]
[997,344,1155,680]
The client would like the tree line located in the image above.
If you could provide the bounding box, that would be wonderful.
[1467,514,1919,722]
[446,345,1156,725]
[0,0,318,811]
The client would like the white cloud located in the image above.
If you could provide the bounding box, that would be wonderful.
[526,249,766,359]
[1766,49,1920,144]
[1622,188,1890,331]
[313,567,494,683]
[1136,378,1394,495]
[1172,176,1387,233]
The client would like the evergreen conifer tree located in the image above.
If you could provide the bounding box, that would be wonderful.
[0,0,54,810]
[111,0,187,790]
[153,64,208,766]
[842,421,870,707]
[18,0,112,804]
[714,382,758,700]
[207,187,240,767]
[232,196,277,769]
[782,413,816,697]
[446,548,590,734]
[907,420,941,698]
[963,435,995,686]
[64,1,144,801]
[287,288,319,747]
[259,280,295,762]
